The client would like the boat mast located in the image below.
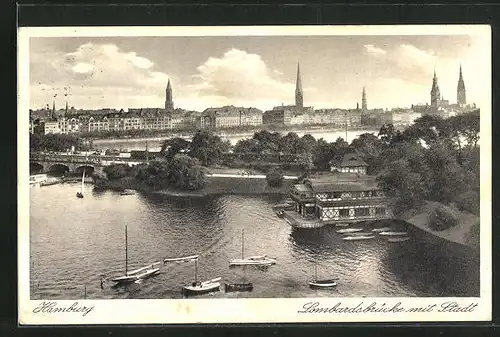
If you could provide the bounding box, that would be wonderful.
[314,262,318,281]
[241,228,244,259]
[125,225,128,276]
[81,170,85,194]
[194,258,198,283]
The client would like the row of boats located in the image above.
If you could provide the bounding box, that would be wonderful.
[336,226,410,242]
[105,227,286,296]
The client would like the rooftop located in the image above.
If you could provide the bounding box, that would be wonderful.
[304,173,380,192]
[329,152,369,168]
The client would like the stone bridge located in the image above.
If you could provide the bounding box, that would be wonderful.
[30,153,145,175]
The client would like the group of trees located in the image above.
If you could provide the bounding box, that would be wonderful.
[30,133,92,152]
[101,154,207,192]
[375,111,480,217]
[159,130,232,166]
[149,111,479,204]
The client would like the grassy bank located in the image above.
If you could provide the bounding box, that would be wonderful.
[400,201,479,250]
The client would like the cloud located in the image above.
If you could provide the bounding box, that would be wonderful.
[364,44,387,56]
[30,42,171,109]
[188,48,297,107]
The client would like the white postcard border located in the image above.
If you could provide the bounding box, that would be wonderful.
[17,25,492,325]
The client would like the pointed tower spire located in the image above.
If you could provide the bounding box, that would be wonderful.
[430,68,441,109]
[52,100,56,120]
[361,86,367,111]
[457,63,466,105]
[165,79,174,111]
[295,62,303,109]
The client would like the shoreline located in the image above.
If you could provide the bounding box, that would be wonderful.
[94,174,295,197]
[89,126,378,144]
[400,201,479,250]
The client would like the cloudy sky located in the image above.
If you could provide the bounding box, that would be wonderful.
[29,34,488,111]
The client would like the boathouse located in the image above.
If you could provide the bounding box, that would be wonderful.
[288,153,392,226]
[329,152,369,175]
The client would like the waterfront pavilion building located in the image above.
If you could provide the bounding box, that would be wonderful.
[289,153,392,225]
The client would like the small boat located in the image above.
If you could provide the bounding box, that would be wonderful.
[182,259,221,295]
[309,279,338,288]
[120,189,135,196]
[335,223,350,227]
[110,225,161,284]
[388,237,410,243]
[224,282,253,293]
[76,170,85,198]
[230,255,277,266]
[371,227,392,232]
[164,255,199,264]
[378,231,408,236]
[276,210,285,218]
[343,232,373,236]
[336,228,364,234]
[343,235,375,241]
[309,262,337,288]
[229,229,277,266]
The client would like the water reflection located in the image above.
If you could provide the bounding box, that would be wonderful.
[30,184,479,299]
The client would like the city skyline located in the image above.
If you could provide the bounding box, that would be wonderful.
[30,34,486,112]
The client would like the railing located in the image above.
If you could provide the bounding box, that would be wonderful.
[30,153,146,164]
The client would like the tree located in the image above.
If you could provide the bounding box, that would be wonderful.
[402,115,450,145]
[160,137,191,160]
[253,130,281,153]
[424,142,468,204]
[295,134,317,155]
[279,132,300,154]
[234,138,262,153]
[167,154,207,191]
[349,133,384,174]
[103,164,132,180]
[189,130,227,166]
[30,133,90,152]
[266,167,284,187]
[377,159,429,214]
[378,124,404,145]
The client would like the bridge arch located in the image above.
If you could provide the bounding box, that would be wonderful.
[48,164,70,176]
[30,162,44,174]
[75,165,95,176]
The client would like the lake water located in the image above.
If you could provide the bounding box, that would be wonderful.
[92,129,379,152]
[30,184,479,300]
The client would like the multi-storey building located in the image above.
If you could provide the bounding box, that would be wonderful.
[288,153,392,226]
[199,106,263,129]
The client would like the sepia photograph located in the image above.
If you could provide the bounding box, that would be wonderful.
[18,25,491,324]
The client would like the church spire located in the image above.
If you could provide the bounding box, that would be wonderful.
[295,62,303,109]
[431,69,441,109]
[165,79,174,111]
[457,63,466,105]
[361,86,367,111]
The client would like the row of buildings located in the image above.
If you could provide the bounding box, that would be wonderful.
[30,63,476,135]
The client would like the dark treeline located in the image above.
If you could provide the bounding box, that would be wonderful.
[30,133,93,152]
[95,155,207,192]
[78,124,371,140]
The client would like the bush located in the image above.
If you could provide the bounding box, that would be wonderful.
[103,164,132,180]
[266,167,284,188]
[452,190,480,216]
[465,220,480,250]
[428,205,459,231]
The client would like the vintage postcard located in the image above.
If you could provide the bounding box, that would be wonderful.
[18,25,491,325]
